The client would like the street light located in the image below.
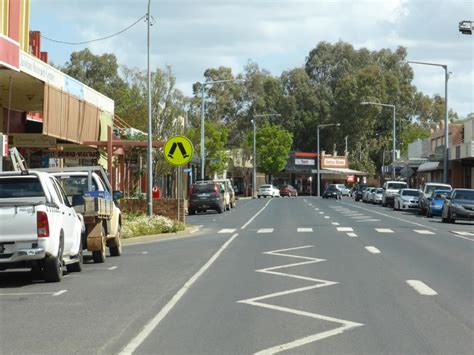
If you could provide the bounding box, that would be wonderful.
[317,123,340,197]
[251,113,281,198]
[146,0,153,216]
[200,78,244,180]
[407,60,449,184]
[361,101,397,180]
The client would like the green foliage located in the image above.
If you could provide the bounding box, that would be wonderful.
[122,213,185,238]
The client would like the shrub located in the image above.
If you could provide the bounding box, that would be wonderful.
[122,213,185,238]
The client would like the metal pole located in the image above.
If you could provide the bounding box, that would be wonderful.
[177,166,181,223]
[443,65,449,184]
[146,0,153,216]
[252,119,256,198]
[345,135,348,154]
[200,84,205,180]
[317,126,320,197]
[392,106,396,180]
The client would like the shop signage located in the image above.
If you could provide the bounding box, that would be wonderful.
[346,175,355,183]
[164,136,194,166]
[295,158,315,166]
[322,157,346,168]
[1,134,8,157]
[13,134,56,148]
[49,151,98,159]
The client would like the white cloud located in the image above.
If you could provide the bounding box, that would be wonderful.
[31,0,473,116]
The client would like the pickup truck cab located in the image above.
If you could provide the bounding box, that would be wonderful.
[0,171,83,282]
[382,181,408,207]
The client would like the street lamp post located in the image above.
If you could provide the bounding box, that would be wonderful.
[408,60,449,184]
[146,0,153,216]
[251,113,281,198]
[200,79,243,180]
[317,123,340,197]
[361,102,396,180]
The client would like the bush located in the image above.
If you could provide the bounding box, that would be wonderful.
[122,213,186,238]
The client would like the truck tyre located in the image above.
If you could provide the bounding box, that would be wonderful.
[43,237,63,282]
[67,240,83,273]
[109,225,122,257]
[92,225,106,263]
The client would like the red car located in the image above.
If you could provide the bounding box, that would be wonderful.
[279,184,298,197]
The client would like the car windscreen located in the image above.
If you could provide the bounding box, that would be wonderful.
[426,185,450,194]
[260,185,272,189]
[388,183,407,190]
[0,177,45,198]
[193,184,215,193]
[402,190,419,196]
[453,190,474,200]
[376,189,384,193]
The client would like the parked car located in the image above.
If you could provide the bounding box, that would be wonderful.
[393,188,420,211]
[0,171,83,282]
[418,182,452,215]
[335,184,350,196]
[441,189,474,223]
[280,184,298,197]
[362,187,375,202]
[426,189,451,218]
[367,188,378,203]
[323,185,342,199]
[214,178,236,208]
[372,188,384,204]
[188,181,225,214]
[272,185,281,197]
[354,185,367,202]
[258,184,277,198]
[382,181,408,207]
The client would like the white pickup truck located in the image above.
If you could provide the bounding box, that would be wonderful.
[0,171,83,282]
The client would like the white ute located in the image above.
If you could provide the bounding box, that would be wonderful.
[0,171,83,282]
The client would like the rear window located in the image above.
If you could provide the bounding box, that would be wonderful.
[425,185,450,194]
[193,184,215,193]
[0,177,45,198]
[55,176,98,196]
[387,183,407,190]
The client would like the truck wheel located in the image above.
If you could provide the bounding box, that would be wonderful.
[43,238,63,282]
[67,240,83,273]
[93,226,106,263]
[109,226,122,257]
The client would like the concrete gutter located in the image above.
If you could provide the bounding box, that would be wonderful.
[122,225,200,246]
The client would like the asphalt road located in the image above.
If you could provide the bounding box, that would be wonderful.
[1,196,473,354]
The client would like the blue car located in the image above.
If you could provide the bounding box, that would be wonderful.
[426,189,451,217]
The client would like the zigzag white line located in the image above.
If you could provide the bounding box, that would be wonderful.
[238,245,363,354]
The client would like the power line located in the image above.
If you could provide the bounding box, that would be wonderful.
[41,14,152,45]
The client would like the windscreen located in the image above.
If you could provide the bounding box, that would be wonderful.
[402,190,419,197]
[0,177,45,198]
[388,183,407,190]
[454,190,474,200]
[193,184,215,193]
[426,185,450,194]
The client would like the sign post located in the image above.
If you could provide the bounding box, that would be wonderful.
[164,136,194,222]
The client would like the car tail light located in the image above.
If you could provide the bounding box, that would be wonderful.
[214,184,218,193]
[37,211,50,238]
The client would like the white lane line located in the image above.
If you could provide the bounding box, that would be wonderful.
[375,228,394,233]
[356,219,381,222]
[452,230,474,236]
[120,234,240,354]
[324,216,330,219]
[241,198,273,229]
[449,231,474,242]
[53,290,68,296]
[351,216,371,219]
[414,230,435,235]
[0,291,55,297]
[108,266,118,270]
[365,246,381,254]
[142,251,148,254]
[238,245,363,354]
[314,208,319,211]
[339,201,437,231]
[347,233,358,238]
[331,222,340,226]
[406,280,438,296]
[337,227,353,232]
[218,228,237,234]
[319,212,324,215]
[297,228,313,233]
[257,228,274,234]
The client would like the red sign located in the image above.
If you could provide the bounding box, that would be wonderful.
[346,175,355,183]
[0,34,20,71]
[1,135,8,157]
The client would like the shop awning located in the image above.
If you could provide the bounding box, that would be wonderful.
[320,168,366,176]
[417,161,440,172]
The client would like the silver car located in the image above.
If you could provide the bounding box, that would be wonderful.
[394,189,419,211]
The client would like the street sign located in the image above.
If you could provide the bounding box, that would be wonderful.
[164,136,194,166]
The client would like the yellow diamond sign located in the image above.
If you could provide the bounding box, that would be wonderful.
[164,136,194,166]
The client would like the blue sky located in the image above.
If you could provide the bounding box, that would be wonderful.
[31,0,473,117]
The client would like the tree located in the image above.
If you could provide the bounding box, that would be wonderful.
[249,124,293,180]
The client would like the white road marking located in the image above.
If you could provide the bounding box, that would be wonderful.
[337,227,353,232]
[339,201,437,231]
[414,230,435,235]
[258,228,274,234]
[218,228,236,234]
[53,290,68,296]
[108,266,118,270]
[449,231,474,242]
[375,228,394,233]
[319,212,324,214]
[351,216,371,219]
[406,280,438,296]
[324,216,330,219]
[355,219,381,222]
[365,246,381,254]
[297,228,313,233]
[238,245,363,354]
[347,233,358,238]
[452,230,474,236]
[0,291,64,297]
[331,222,340,226]
[142,251,148,254]
[314,208,319,211]
[241,198,273,229]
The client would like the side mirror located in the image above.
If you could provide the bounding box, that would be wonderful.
[113,190,124,200]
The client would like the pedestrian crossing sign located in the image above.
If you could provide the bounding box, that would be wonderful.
[164,136,194,166]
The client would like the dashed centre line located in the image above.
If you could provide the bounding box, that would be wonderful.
[365,246,381,254]
[347,233,358,238]
[257,228,274,234]
[414,230,436,235]
[331,222,340,226]
[218,228,237,234]
[337,227,354,232]
[375,228,394,233]
[297,228,313,233]
[406,280,438,296]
